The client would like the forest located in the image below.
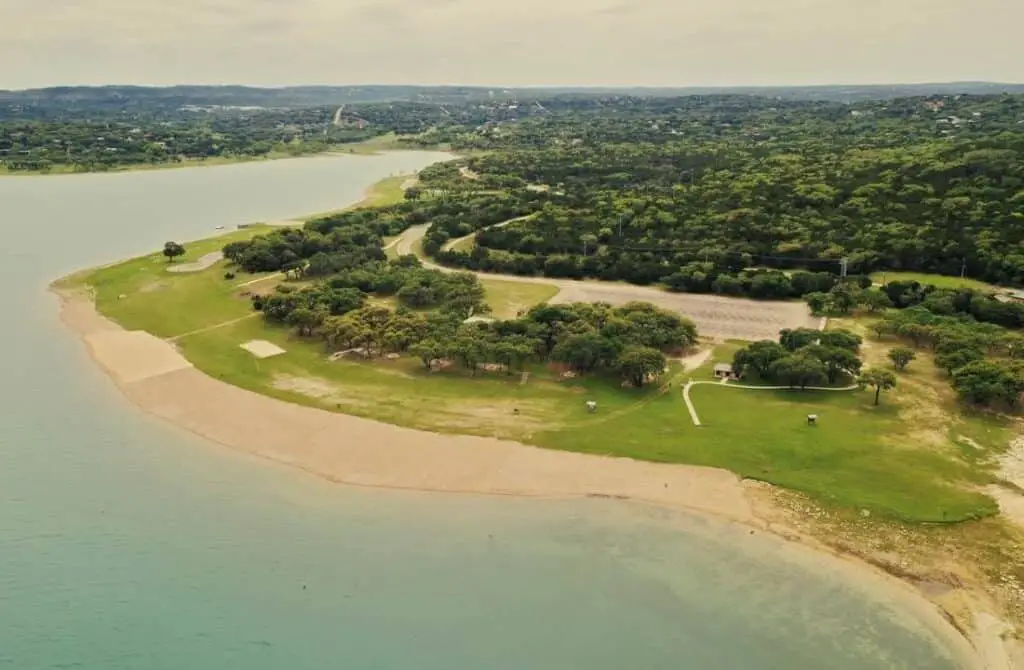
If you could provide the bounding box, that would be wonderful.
[416,93,1024,287]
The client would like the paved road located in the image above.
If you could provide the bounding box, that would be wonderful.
[393,225,818,341]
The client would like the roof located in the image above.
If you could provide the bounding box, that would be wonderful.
[714,363,733,372]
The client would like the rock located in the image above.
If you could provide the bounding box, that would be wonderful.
[860,509,871,518]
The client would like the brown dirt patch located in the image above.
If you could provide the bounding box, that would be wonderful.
[434,400,556,437]
[272,374,371,408]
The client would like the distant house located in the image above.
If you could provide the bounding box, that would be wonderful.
[714,363,740,380]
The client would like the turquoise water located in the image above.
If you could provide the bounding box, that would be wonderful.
[0,155,965,669]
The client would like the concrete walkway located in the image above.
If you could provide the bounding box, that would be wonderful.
[681,380,859,427]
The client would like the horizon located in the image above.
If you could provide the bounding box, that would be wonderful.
[3,0,1022,90]
[5,80,1024,94]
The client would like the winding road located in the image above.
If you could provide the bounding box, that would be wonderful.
[392,224,819,341]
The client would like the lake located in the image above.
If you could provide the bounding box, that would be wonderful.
[0,153,967,669]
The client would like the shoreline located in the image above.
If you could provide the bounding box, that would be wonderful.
[0,139,452,179]
[52,286,1013,669]
[0,152,325,178]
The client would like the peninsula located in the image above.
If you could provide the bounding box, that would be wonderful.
[53,89,1024,668]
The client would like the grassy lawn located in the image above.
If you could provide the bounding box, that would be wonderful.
[870,271,998,292]
[80,227,275,338]
[74,230,1015,524]
[536,345,1003,523]
[480,278,558,319]
[350,174,415,208]
[176,315,671,441]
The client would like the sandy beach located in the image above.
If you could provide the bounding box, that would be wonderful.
[56,290,1021,670]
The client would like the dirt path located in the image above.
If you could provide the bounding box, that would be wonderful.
[167,251,223,274]
[441,215,533,252]
[169,313,260,342]
[392,225,818,341]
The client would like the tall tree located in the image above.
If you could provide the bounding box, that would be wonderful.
[616,346,667,388]
[887,346,916,371]
[859,369,897,406]
[769,353,828,389]
[162,241,185,262]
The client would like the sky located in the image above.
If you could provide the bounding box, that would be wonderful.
[2,0,1022,89]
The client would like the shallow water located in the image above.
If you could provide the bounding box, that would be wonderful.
[0,154,965,669]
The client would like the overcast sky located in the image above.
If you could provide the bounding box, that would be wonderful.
[2,0,1021,89]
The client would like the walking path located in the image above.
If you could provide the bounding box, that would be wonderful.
[681,379,859,427]
[169,313,260,342]
[236,272,283,287]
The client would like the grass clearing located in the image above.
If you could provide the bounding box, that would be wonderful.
[350,174,414,208]
[536,344,1003,523]
[480,278,559,319]
[870,271,998,292]
[176,315,667,440]
[80,227,274,338]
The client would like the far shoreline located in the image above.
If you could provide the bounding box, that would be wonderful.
[0,136,451,178]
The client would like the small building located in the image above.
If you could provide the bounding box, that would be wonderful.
[713,363,740,380]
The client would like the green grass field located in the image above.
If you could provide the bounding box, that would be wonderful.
[71,232,1015,524]
[350,174,415,208]
[480,279,559,319]
[871,271,998,292]
[535,347,999,523]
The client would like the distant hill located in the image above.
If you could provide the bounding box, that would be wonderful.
[2,82,1024,114]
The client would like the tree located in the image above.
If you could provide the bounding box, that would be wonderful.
[733,340,786,378]
[163,241,185,262]
[616,346,667,388]
[809,346,862,384]
[859,289,893,313]
[829,283,857,314]
[934,347,984,376]
[818,329,862,352]
[779,328,820,352]
[552,333,619,374]
[951,361,1015,406]
[287,307,323,337]
[897,322,932,348]
[804,292,830,315]
[859,369,897,406]
[322,316,368,351]
[410,339,447,370]
[887,346,916,371]
[769,353,828,389]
